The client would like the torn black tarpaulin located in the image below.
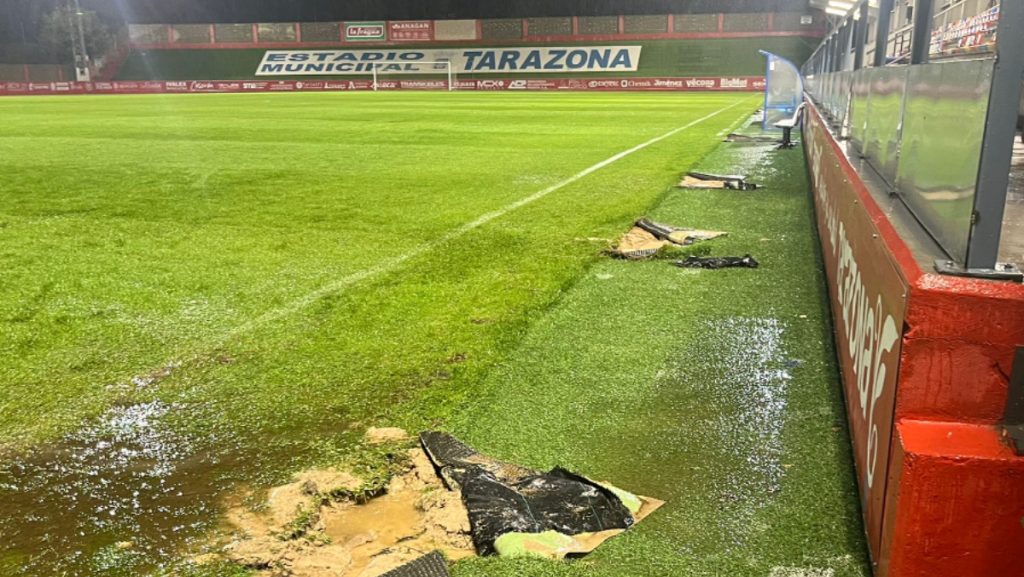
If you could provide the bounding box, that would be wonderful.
[379,552,450,577]
[419,432,634,556]
[674,255,760,269]
[678,171,758,191]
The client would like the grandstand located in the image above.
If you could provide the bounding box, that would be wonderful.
[1,2,827,90]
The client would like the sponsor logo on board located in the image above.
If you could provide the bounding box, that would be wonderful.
[345,22,386,42]
[720,77,749,89]
[686,78,716,88]
[389,21,433,42]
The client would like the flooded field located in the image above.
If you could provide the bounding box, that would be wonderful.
[0,96,868,577]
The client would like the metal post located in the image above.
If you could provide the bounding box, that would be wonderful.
[1004,348,1024,455]
[909,0,933,65]
[855,0,869,70]
[819,37,827,74]
[833,29,842,71]
[963,0,1024,273]
[873,0,894,67]
[830,32,839,72]
[835,25,845,72]
[840,22,851,69]
[842,20,853,70]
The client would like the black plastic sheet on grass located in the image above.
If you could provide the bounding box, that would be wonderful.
[381,552,450,577]
[419,432,634,556]
[674,255,760,269]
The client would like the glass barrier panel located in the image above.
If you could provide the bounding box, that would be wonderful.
[849,68,873,150]
[864,65,909,183]
[896,59,995,261]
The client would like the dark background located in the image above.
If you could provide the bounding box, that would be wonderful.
[1,0,812,43]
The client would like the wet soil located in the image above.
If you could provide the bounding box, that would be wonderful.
[219,446,473,577]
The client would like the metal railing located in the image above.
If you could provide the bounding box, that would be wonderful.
[803,0,1021,277]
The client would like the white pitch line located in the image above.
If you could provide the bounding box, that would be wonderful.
[200,97,751,351]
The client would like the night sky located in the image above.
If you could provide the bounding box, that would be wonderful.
[1,0,811,43]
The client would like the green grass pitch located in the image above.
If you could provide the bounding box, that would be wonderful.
[0,92,867,576]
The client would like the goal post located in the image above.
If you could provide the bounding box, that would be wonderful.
[371,61,457,92]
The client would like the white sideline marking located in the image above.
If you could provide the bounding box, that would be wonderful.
[202,97,750,350]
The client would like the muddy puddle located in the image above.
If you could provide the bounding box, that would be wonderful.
[0,399,338,576]
[221,443,474,577]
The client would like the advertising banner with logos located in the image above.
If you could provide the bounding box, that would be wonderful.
[804,102,908,560]
[389,21,434,42]
[0,77,763,96]
[344,22,386,42]
[255,46,643,76]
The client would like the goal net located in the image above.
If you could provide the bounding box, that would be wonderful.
[371,61,457,92]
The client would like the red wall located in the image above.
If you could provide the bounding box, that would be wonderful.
[804,100,1024,577]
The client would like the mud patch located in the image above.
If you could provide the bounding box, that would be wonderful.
[221,445,473,577]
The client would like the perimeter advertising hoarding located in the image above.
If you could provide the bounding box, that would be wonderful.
[389,21,434,42]
[0,77,765,95]
[805,104,908,560]
[255,46,642,76]
[345,22,385,42]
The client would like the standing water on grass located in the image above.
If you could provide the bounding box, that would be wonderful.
[0,399,334,575]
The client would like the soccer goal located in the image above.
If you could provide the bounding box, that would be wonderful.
[371,61,457,92]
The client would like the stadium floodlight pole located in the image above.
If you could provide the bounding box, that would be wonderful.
[70,0,90,81]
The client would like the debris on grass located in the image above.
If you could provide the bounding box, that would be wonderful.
[635,218,728,246]
[673,255,760,269]
[677,171,758,191]
[420,431,663,558]
[220,432,472,577]
[380,552,450,577]
[609,218,727,260]
[217,430,660,575]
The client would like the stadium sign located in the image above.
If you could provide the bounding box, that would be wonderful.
[255,46,643,76]
[345,22,386,42]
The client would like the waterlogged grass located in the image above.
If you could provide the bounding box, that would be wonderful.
[437,142,871,576]
[0,93,867,576]
[0,91,750,448]
[1,91,772,575]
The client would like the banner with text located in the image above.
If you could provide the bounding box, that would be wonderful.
[345,22,385,42]
[389,21,434,42]
[804,102,908,559]
[0,77,764,96]
[255,46,642,76]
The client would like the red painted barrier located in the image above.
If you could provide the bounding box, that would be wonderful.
[805,100,909,557]
[0,76,766,96]
[804,99,1024,577]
